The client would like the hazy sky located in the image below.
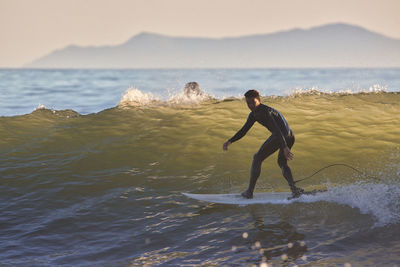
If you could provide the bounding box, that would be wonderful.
[1,0,399,67]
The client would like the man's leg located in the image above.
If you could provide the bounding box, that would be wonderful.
[242,136,280,198]
[277,136,303,197]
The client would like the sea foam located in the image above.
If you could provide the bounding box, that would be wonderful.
[288,84,388,97]
[118,86,213,107]
[118,87,159,107]
[297,181,400,227]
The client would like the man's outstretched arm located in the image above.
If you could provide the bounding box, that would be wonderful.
[223,113,255,151]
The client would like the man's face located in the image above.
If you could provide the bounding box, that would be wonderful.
[246,97,260,111]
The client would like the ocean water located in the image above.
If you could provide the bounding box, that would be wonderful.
[0,68,400,266]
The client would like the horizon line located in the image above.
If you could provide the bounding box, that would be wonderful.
[2,66,400,71]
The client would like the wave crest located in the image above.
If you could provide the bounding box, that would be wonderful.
[288,84,388,97]
[118,87,159,107]
[118,86,214,108]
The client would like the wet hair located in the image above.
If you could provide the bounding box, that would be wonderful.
[244,89,260,100]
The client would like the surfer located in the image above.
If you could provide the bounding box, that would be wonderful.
[183,82,203,96]
[222,89,304,199]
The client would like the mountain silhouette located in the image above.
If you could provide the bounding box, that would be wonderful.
[25,23,400,68]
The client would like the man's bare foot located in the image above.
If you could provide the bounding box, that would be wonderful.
[241,190,253,199]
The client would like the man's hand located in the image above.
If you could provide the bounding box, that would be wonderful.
[223,141,231,151]
[283,146,294,160]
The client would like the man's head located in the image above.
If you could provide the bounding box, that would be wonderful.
[244,89,261,111]
[184,82,201,96]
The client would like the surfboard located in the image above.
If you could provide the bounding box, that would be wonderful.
[182,189,327,205]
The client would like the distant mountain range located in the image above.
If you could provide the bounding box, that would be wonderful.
[25,23,400,68]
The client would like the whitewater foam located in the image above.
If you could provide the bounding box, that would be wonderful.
[288,84,388,97]
[297,182,400,227]
[34,103,47,111]
[118,87,159,107]
[118,86,214,107]
[168,90,213,105]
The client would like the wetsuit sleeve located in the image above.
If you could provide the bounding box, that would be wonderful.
[266,111,288,149]
[228,113,256,143]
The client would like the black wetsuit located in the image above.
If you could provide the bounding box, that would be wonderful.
[229,103,298,196]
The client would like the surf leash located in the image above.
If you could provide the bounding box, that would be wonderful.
[293,163,378,184]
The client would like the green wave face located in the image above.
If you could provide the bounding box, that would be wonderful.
[1,92,399,192]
